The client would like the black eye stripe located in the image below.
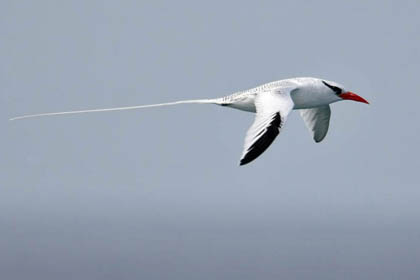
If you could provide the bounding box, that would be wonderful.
[322,81,342,95]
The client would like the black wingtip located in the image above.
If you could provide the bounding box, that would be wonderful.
[314,137,323,143]
[239,112,282,166]
[314,134,326,143]
[239,154,257,166]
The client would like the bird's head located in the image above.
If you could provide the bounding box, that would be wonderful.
[322,80,369,104]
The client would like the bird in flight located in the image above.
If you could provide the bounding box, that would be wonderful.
[11,77,369,165]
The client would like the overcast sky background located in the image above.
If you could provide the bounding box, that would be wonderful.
[2,1,420,279]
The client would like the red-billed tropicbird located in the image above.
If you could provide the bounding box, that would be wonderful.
[10,77,369,165]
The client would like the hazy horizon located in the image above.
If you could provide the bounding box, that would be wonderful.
[2,1,420,279]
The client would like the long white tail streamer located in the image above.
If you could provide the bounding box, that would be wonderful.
[10,98,222,121]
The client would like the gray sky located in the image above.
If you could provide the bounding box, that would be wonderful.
[2,0,420,279]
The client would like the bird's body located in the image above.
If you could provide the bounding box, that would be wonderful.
[219,77,341,112]
[11,77,369,165]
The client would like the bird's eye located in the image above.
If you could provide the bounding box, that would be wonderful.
[322,81,342,95]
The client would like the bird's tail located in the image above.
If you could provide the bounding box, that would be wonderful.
[9,98,224,121]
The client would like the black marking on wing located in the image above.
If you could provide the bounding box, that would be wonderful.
[240,112,281,166]
[322,81,342,95]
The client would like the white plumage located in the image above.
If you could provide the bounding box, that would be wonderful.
[10,77,369,165]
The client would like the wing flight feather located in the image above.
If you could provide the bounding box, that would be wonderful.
[299,105,331,142]
[239,89,294,165]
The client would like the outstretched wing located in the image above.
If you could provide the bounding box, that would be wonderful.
[239,89,294,166]
[299,105,331,143]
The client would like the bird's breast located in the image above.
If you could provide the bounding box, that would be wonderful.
[291,88,336,109]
